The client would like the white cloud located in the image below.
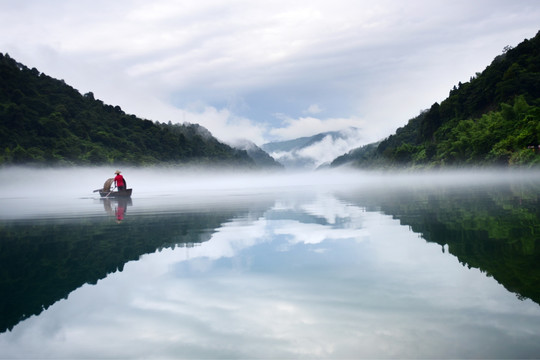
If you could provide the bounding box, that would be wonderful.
[270,115,364,140]
[296,133,360,164]
[266,127,367,169]
[304,104,323,115]
[0,0,539,146]
[178,106,268,145]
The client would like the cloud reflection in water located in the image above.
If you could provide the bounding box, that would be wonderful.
[1,168,540,358]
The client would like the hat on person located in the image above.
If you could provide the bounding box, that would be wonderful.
[115,170,121,174]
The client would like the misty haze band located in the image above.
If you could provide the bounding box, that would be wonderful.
[114,170,126,191]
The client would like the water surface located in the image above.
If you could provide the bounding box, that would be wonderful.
[1,167,540,359]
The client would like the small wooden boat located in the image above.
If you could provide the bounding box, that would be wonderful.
[94,178,133,198]
[99,188,132,198]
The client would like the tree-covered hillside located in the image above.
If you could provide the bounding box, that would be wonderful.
[333,30,540,168]
[0,53,254,167]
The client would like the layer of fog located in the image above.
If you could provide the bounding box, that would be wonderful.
[268,128,366,169]
[1,166,539,219]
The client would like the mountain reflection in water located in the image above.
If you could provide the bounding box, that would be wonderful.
[0,195,274,334]
[336,179,540,305]
[1,169,540,358]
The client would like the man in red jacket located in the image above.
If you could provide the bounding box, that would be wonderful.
[114,170,126,191]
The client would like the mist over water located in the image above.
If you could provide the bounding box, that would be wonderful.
[1,165,534,200]
[1,165,538,224]
[0,165,536,220]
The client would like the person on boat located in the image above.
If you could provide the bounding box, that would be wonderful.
[114,170,126,191]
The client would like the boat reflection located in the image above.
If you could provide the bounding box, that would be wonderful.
[101,197,133,222]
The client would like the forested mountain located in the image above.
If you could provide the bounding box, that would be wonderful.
[0,53,254,167]
[332,30,540,168]
[231,139,283,169]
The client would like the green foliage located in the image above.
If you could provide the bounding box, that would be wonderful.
[334,30,540,168]
[0,53,255,167]
[433,96,540,166]
[331,142,380,167]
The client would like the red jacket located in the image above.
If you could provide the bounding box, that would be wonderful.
[114,174,125,187]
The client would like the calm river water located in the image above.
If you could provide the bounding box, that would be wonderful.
[1,167,540,359]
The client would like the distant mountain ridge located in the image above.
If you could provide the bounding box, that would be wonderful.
[262,128,364,169]
[230,139,283,169]
[263,131,342,153]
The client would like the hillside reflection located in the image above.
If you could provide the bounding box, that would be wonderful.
[337,180,540,305]
[0,197,274,333]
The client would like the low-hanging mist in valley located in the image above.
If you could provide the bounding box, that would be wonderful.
[1,165,538,220]
[0,165,533,194]
[262,127,366,169]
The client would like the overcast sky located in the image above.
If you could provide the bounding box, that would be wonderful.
[1,0,538,146]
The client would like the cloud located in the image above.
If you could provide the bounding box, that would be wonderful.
[1,0,539,146]
[177,106,268,145]
[266,127,368,169]
[270,114,364,140]
[304,104,323,115]
[295,133,360,167]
